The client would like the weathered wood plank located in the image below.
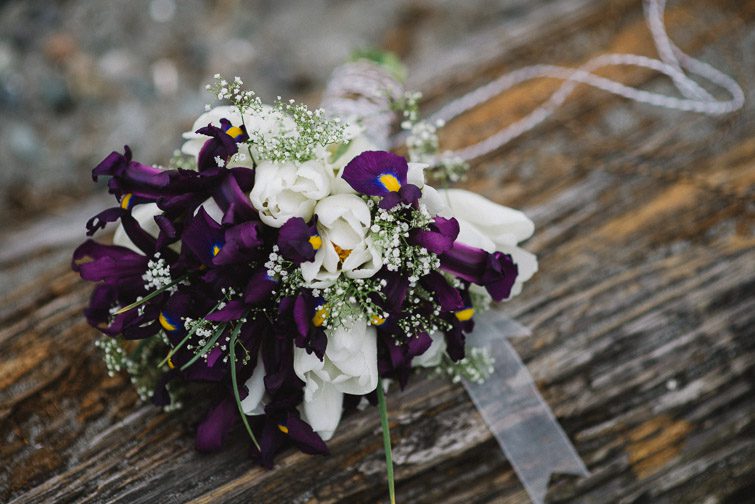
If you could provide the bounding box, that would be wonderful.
[1,0,754,502]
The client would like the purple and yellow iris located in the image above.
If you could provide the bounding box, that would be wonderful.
[220,118,249,142]
[277,217,321,264]
[195,120,244,172]
[342,151,421,209]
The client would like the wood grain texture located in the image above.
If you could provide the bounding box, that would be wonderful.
[2,0,754,502]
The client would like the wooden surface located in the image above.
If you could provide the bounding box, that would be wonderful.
[2,0,754,502]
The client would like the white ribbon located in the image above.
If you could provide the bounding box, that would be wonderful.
[464,311,589,504]
[429,0,745,161]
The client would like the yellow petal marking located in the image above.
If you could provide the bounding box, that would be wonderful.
[308,235,322,250]
[312,306,329,327]
[225,125,244,139]
[120,193,133,209]
[332,243,352,262]
[159,312,177,332]
[378,173,401,192]
[277,424,289,434]
[454,308,475,322]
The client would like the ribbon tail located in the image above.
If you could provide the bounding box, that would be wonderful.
[463,310,589,504]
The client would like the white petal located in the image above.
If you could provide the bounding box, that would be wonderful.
[412,332,447,368]
[197,198,224,224]
[407,162,428,188]
[441,189,534,242]
[112,203,162,253]
[420,185,447,216]
[293,345,325,382]
[240,355,266,415]
[301,378,343,441]
[455,217,496,253]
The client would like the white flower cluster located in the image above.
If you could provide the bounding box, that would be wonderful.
[371,203,439,285]
[436,347,496,385]
[316,276,387,330]
[142,253,173,292]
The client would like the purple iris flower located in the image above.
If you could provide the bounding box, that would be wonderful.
[342,151,421,209]
[277,217,321,264]
[181,207,226,266]
[278,292,327,359]
[213,222,263,265]
[196,121,243,172]
[440,242,518,301]
[72,240,175,339]
[254,409,329,468]
[92,145,172,202]
[410,216,459,254]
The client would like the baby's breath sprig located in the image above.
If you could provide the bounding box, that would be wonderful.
[265,246,305,297]
[168,149,198,171]
[394,90,423,126]
[397,284,451,338]
[252,97,346,163]
[436,347,495,385]
[393,86,470,184]
[207,74,346,163]
[95,334,182,408]
[318,276,386,330]
[207,74,262,115]
[370,201,439,285]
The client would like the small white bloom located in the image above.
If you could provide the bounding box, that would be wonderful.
[249,159,333,228]
[293,318,378,440]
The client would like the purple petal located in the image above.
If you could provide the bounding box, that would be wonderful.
[421,271,464,311]
[213,222,262,265]
[206,299,246,322]
[196,124,239,172]
[244,269,277,305]
[342,151,408,196]
[181,207,225,266]
[195,397,239,452]
[411,216,459,254]
[278,217,319,264]
[407,331,432,357]
[286,413,329,455]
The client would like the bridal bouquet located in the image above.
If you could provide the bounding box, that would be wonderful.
[69,0,747,498]
[72,59,537,496]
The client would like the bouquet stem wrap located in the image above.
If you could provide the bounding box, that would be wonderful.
[464,311,589,503]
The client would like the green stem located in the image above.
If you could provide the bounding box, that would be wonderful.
[157,299,226,369]
[179,322,227,371]
[229,322,261,451]
[114,274,189,315]
[377,378,396,504]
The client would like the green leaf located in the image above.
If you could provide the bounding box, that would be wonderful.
[230,321,260,451]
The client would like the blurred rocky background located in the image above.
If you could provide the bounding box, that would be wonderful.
[0,0,543,229]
